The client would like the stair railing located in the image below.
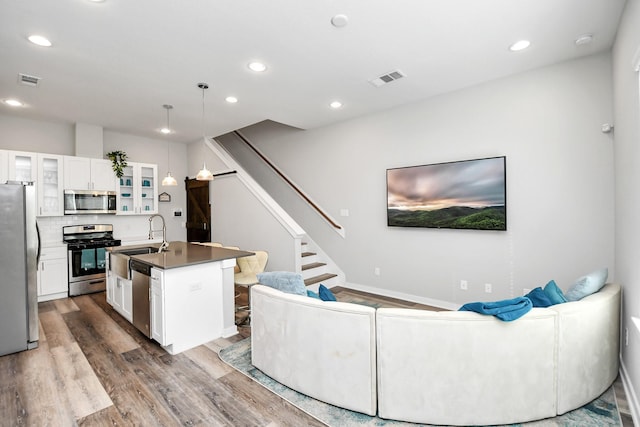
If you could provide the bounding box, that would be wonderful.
[233,130,344,234]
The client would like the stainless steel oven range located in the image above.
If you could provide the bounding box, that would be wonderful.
[63,224,121,296]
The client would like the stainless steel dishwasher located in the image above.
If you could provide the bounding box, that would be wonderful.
[130,259,152,338]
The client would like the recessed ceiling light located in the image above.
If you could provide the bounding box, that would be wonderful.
[575,34,593,46]
[248,62,267,72]
[3,99,24,107]
[88,0,105,2]
[28,34,52,47]
[225,96,238,103]
[509,40,530,52]
[331,14,349,28]
[330,101,343,109]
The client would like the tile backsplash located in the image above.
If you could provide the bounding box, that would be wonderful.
[38,215,160,247]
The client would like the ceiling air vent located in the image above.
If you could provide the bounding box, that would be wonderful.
[369,70,406,87]
[18,73,41,87]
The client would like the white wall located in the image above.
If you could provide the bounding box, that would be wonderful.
[210,175,297,271]
[613,0,640,419]
[226,52,615,305]
[0,115,188,242]
[186,138,297,270]
[0,114,74,155]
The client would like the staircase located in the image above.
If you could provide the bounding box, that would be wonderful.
[300,240,340,291]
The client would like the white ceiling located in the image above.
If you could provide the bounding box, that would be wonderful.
[0,0,627,143]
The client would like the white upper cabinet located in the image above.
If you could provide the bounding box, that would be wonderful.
[64,156,116,191]
[8,151,37,182]
[92,158,117,190]
[37,154,64,216]
[6,151,64,216]
[117,162,158,215]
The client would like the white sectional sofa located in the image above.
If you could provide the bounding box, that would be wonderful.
[250,283,621,425]
[250,284,378,416]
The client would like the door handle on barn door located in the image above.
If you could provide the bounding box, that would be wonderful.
[203,223,207,230]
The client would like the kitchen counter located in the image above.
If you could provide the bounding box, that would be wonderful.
[111,241,253,270]
[107,241,253,353]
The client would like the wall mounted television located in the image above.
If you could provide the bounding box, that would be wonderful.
[386,156,506,231]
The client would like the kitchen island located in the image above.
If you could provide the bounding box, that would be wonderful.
[106,242,253,355]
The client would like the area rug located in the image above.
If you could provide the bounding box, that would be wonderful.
[219,338,622,427]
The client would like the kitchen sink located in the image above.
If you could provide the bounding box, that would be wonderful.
[118,247,156,256]
[110,246,157,279]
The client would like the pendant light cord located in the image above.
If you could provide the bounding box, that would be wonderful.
[202,85,205,140]
[195,82,213,181]
[198,82,209,142]
[161,104,177,185]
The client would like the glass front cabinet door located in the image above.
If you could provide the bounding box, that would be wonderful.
[117,162,157,215]
[37,154,64,216]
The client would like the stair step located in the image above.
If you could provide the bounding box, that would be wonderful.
[302,262,326,271]
[304,273,337,286]
[301,251,316,257]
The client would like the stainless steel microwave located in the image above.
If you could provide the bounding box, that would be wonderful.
[64,190,116,215]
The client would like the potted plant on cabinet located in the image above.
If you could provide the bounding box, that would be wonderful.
[107,150,128,178]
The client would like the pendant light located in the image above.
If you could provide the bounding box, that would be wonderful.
[161,104,178,186]
[195,82,214,181]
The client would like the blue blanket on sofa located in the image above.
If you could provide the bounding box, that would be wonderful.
[459,297,532,321]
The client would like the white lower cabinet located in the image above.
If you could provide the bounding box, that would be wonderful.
[106,254,133,321]
[150,263,225,354]
[111,258,230,355]
[118,277,133,321]
[37,246,68,302]
[151,268,165,344]
[113,277,133,321]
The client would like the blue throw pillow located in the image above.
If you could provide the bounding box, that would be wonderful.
[524,287,553,308]
[257,271,307,296]
[543,280,567,305]
[307,290,321,299]
[565,268,608,302]
[318,284,337,301]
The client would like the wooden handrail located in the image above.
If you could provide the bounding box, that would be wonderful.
[233,131,343,230]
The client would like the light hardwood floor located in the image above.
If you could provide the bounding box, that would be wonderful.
[0,287,634,426]
[1,290,325,426]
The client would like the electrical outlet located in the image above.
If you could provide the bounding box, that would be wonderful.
[374,267,381,276]
[485,283,492,293]
[460,280,468,290]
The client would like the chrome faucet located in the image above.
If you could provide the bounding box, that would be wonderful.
[148,214,169,252]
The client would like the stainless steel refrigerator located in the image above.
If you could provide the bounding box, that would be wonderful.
[0,181,39,356]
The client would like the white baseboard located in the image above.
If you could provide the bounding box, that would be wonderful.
[620,356,640,426]
[222,326,239,338]
[37,291,68,302]
[343,281,459,311]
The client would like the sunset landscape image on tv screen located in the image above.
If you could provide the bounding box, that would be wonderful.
[386,156,506,230]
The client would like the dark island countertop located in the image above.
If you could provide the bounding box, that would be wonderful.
[109,241,254,270]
